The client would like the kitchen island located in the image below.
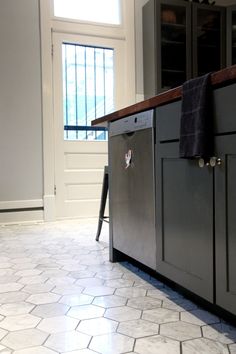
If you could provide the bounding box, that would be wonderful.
[92,65,236,319]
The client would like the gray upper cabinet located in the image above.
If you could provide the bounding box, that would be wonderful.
[143,0,226,98]
[143,0,191,98]
[227,5,236,66]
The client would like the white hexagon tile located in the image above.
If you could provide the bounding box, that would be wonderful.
[0,219,235,354]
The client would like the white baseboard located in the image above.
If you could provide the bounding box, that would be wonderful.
[0,199,43,210]
[0,199,44,225]
[43,195,56,221]
[0,210,44,225]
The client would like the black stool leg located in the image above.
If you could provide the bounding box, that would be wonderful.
[96,167,109,241]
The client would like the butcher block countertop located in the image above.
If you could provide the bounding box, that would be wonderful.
[92,65,236,127]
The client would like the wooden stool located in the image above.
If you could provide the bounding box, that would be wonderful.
[96,166,109,241]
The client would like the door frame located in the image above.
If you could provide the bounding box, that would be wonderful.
[39,0,135,221]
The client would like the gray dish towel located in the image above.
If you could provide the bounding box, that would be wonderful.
[179,73,214,159]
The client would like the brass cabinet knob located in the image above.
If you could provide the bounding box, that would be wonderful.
[210,157,217,167]
[198,158,205,168]
[198,157,223,168]
[210,157,222,167]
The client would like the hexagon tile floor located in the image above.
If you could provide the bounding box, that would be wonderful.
[0,220,235,354]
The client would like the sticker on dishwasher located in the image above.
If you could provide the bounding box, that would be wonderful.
[125,149,132,169]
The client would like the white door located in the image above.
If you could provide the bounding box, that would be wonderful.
[53,32,127,219]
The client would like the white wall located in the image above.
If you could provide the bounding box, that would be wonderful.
[0,0,43,220]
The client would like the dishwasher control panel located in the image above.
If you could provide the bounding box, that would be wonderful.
[109,109,154,137]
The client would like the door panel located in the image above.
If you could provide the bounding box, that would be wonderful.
[156,141,214,302]
[65,152,108,170]
[56,141,108,219]
[215,135,236,315]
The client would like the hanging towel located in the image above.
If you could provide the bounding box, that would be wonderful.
[179,73,214,159]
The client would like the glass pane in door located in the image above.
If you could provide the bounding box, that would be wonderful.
[161,4,187,90]
[232,11,236,65]
[197,9,221,75]
[54,0,121,25]
[62,43,113,141]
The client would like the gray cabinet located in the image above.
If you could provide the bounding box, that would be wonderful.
[143,0,226,98]
[155,85,236,314]
[143,0,191,97]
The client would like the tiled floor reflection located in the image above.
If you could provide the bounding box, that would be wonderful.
[0,219,235,353]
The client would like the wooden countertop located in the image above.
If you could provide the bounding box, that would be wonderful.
[92,65,236,127]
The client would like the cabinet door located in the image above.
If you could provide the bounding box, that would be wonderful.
[226,5,236,66]
[215,135,236,316]
[156,142,214,302]
[157,0,191,92]
[192,4,226,77]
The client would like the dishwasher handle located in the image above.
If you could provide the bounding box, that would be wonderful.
[109,110,154,137]
[124,131,135,137]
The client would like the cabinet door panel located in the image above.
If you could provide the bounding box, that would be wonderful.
[143,0,191,97]
[192,4,225,77]
[156,142,214,302]
[228,156,236,294]
[215,135,236,315]
[157,0,191,92]
[226,5,236,66]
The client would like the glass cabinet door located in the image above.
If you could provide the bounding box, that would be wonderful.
[192,4,225,77]
[158,2,191,91]
[232,10,236,65]
[227,6,236,66]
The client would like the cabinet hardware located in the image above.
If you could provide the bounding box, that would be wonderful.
[210,157,217,167]
[198,157,223,168]
[198,158,205,168]
[209,157,223,167]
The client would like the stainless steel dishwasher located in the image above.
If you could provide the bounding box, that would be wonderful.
[109,109,156,270]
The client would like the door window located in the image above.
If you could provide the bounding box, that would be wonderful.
[54,0,121,25]
[62,43,114,140]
